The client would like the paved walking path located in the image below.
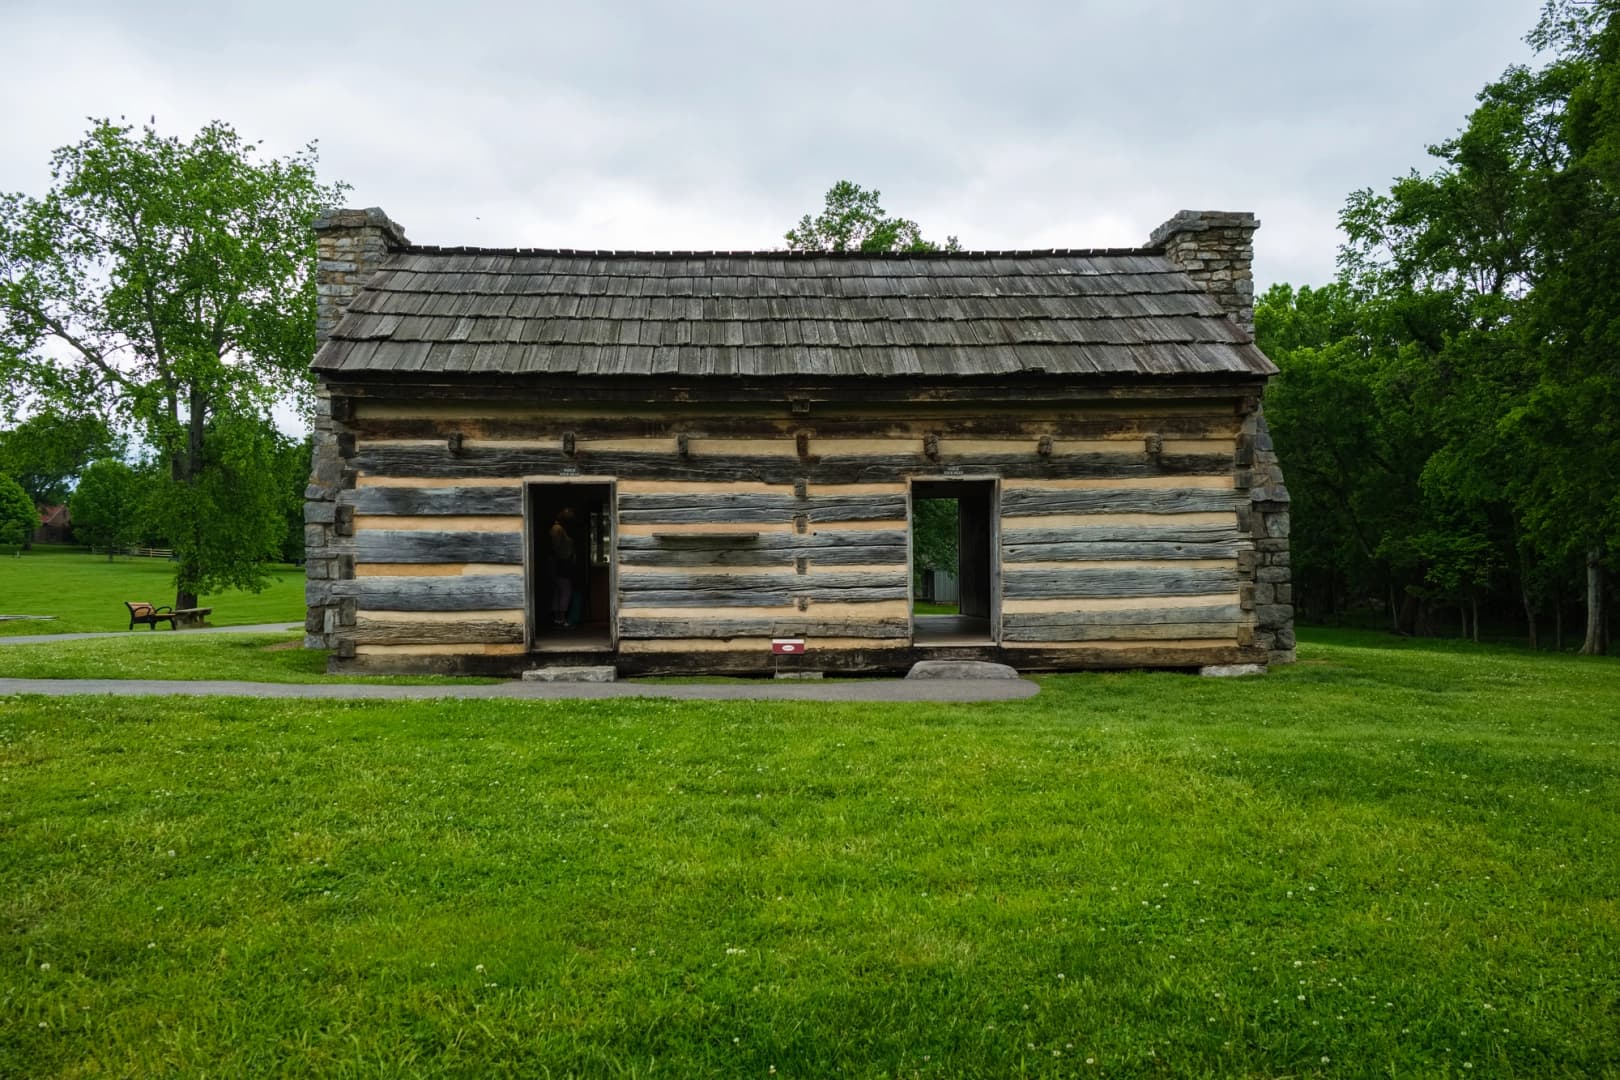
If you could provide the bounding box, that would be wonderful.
[0,623,301,646]
[0,676,1039,702]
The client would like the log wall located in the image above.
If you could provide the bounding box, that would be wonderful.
[306,385,1285,674]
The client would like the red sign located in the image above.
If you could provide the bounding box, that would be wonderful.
[771,638,807,654]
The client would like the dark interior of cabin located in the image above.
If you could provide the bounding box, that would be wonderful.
[912,479,996,645]
[527,482,614,650]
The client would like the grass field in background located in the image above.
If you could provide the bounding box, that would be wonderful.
[3,630,1617,1076]
[0,632,497,685]
[0,547,305,636]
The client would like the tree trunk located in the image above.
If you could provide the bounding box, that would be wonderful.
[1582,543,1607,655]
[1520,583,1538,650]
[1471,595,1480,643]
[1555,593,1564,652]
[171,383,208,612]
[1396,589,1421,636]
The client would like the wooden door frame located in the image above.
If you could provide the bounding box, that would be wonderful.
[522,476,619,651]
[907,476,1001,645]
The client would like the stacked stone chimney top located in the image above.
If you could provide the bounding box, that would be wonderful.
[1148,210,1260,340]
[314,207,409,344]
[313,206,409,245]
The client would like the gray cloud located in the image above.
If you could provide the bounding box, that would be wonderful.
[1,0,1541,289]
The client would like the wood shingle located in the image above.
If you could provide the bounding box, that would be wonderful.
[314,248,1276,379]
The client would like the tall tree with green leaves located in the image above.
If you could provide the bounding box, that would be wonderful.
[0,473,35,554]
[0,119,346,608]
[786,181,959,252]
[0,410,116,506]
[1335,0,1619,653]
[69,458,140,558]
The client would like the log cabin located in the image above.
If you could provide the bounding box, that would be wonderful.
[305,207,1293,677]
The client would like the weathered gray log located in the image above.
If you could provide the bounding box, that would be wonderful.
[1002,567,1239,599]
[620,570,904,594]
[350,445,1230,484]
[327,641,1268,678]
[1001,523,1242,546]
[1003,604,1244,628]
[617,617,911,640]
[1002,540,1242,562]
[355,413,1238,443]
[616,529,906,568]
[350,617,526,645]
[354,530,524,564]
[332,575,525,611]
[328,375,1263,408]
[618,545,906,568]
[620,587,907,607]
[1003,621,1241,642]
[345,485,523,515]
[618,492,905,524]
[999,488,1241,516]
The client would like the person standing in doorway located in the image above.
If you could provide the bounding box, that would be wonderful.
[549,507,579,627]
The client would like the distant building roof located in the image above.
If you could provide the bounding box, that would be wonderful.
[314,247,1276,381]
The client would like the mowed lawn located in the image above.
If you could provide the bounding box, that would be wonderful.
[3,634,1618,1077]
[0,548,305,636]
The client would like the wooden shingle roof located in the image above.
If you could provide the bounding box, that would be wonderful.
[314,247,1276,379]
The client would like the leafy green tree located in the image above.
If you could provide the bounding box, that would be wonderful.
[786,181,960,252]
[272,433,314,563]
[911,498,959,582]
[0,410,116,505]
[0,473,35,554]
[0,119,345,608]
[69,458,140,558]
[1335,0,1618,653]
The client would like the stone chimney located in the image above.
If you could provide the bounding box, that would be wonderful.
[1148,210,1259,339]
[305,208,405,654]
[313,207,409,343]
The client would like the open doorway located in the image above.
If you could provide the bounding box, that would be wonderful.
[526,481,615,651]
[911,479,998,645]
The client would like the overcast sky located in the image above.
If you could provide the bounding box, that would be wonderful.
[2,1,1542,291]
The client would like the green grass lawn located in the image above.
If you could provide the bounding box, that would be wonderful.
[0,547,304,636]
[0,632,496,685]
[3,631,1618,1076]
[914,600,960,615]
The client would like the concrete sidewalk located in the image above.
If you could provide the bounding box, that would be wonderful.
[0,676,1040,702]
[0,623,301,646]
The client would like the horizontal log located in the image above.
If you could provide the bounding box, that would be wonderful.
[345,485,522,515]
[618,492,905,525]
[1000,488,1241,516]
[1002,523,1241,546]
[354,530,523,564]
[350,444,1230,484]
[620,570,903,594]
[619,546,905,569]
[330,376,1265,407]
[617,617,911,640]
[350,617,527,645]
[352,413,1240,442]
[1003,622,1241,642]
[333,575,526,612]
[620,587,908,607]
[1003,604,1245,629]
[615,529,905,568]
[1003,567,1239,600]
[1003,540,1242,562]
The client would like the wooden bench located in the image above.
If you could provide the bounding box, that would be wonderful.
[125,603,214,630]
[126,602,176,630]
